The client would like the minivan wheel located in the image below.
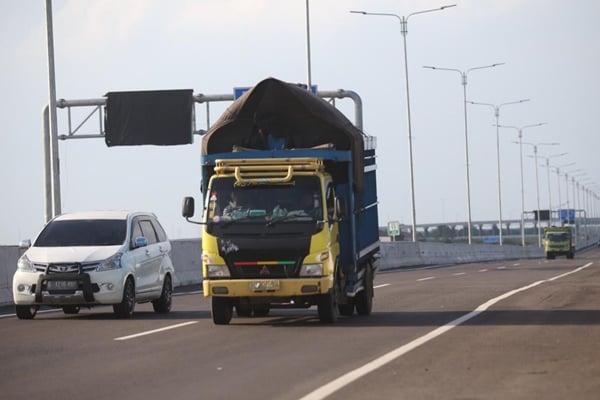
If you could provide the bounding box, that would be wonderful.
[152,274,173,313]
[15,305,38,320]
[113,278,135,318]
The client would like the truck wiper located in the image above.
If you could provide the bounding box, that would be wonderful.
[267,214,315,227]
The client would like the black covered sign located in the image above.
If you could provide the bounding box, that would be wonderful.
[104,89,193,146]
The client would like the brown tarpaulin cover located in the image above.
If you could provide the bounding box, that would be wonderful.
[201,77,365,191]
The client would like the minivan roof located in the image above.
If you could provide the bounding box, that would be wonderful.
[53,211,152,221]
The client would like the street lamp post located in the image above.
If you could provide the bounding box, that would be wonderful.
[540,153,567,226]
[497,123,546,246]
[551,162,575,224]
[351,4,456,242]
[468,99,529,245]
[524,142,559,247]
[424,63,504,244]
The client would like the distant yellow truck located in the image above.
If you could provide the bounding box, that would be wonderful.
[543,226,575,259]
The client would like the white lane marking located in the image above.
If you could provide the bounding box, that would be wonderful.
[417,277,435,282]
[497,266,506,270]
[299,262,594,400]
[479,269,488,272]
[114,321,198,341]
[374,284,390,289]
[453,272,466,276]
[512,263,520,266]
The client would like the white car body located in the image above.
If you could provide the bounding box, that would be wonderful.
[12,211,175,319]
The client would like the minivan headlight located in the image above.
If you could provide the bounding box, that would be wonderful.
[96,252,122,271]
[17,255,35,272]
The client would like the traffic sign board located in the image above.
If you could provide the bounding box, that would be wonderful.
[387,221,400,236]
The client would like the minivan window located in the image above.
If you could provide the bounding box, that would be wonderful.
[139,220,158,244]
[151,218,167,242]
[34,219,127,247]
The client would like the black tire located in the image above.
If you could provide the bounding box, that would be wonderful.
[235,304,252,317]
[252,304,270,317]
[567,252,574,259]
[338,303,354,316]
[62,306,80,315]
[113,278,135,318]
[317,288,337,323]
[152,274,173,313]
[15,305,38,320]
[356,263,373,316]
[212,297,233,325]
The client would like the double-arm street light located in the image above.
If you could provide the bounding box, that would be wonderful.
[469,99,529,245]
[424,63,504,244]
[498,123,546,246]
[523,142,559,247]
[350,4,456,242]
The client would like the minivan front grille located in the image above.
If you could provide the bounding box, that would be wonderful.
[33,263,100,274]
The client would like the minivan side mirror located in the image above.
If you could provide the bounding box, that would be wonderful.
[182,196,195,218]
[133,236,148,249]
[18,239,31,249]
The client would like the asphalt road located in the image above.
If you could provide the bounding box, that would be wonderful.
[1,248,599,400]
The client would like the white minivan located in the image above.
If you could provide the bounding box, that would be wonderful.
[13,211,175,319]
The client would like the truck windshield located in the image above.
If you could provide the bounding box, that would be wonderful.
[207,176,323,223]
[547,233,568,242]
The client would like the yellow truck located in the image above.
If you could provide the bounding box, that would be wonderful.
[543,226,575,259]
[182,78,380,324]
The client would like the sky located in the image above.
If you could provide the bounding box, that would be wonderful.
[1,0,599,244]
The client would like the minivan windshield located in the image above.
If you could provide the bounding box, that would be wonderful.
[34,219,127,247]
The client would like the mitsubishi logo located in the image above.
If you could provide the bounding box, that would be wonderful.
[259,266,270,276]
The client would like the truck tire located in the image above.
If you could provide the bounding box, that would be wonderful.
[15,305,38,320]
[317,288,337,323]
[212,297,233,325]
[356,263,373,316]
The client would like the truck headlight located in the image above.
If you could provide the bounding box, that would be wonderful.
[17,255,35,272]
[207,264,230,278]
[299,263,323,277]
[96,253,122,271]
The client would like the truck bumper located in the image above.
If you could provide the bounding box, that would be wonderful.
[203,276,334,298]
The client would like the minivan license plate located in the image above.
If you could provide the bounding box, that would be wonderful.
[47,280,78,290]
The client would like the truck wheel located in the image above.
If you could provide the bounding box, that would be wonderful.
[113,278,135,318]
[62,306,80,314]
[152,274,173,313]
[317,289,337,323]
[356,263,373,316]
[212,297,233,325]
[15,305,38,320]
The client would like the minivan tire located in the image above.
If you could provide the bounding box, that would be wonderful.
[113,278,135,318]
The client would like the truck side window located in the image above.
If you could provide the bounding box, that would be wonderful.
[326,185,335,219]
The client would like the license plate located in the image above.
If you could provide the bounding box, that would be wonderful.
[47,280,79,290]
[250,280,280,292]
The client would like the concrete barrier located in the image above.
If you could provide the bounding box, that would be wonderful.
[4,236,599,306]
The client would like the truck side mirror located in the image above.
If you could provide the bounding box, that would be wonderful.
[335,197,347,219]
[182,197,195,218]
